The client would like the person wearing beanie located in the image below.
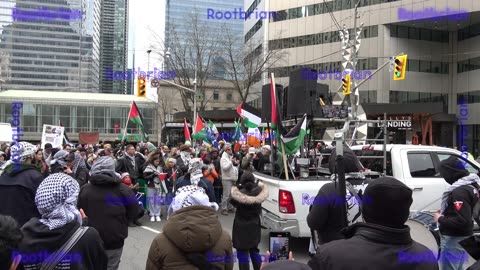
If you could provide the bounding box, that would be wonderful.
[78,156,140,269]
[230,171,269,270]
[146,185,233,270]
[220,143,239,215]
[435,156,480,270]
[0,142,44,227]
[241,147,257,172]
[176,158,216,202]
[308,176,438,270]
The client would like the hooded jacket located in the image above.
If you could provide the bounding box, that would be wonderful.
[77,171,139,249]
[220,152,238,180]
[0,163,43,227]
[18,219,108,270]
[230,182,268,249]
[307,222,438,270]
[438,156,480,236]
[146,205,233,270]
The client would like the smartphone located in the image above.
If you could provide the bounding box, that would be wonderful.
[269,232,290,262]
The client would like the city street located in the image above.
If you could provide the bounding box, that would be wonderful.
[119,211,311,270]
[119,210,477,269]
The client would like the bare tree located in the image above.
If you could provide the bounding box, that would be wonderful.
[150,12,223,123]
[220,26,288,103]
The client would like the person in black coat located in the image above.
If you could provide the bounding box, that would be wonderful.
[434,156,480,269]
[176,144,192,177]
[175,158,216,203]
[18,173,108,270]
[115,144,140,185]
[307,177,439,270]
[230,171,269,270]
[50,150,89,187]
[0,142,43,227]
[78,156,139,269]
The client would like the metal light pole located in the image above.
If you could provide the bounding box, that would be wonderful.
[193,67,197,131]
[157,48,171,146]
[147,50,152,79]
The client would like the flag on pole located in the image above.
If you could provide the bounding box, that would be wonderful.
[231,121,241,142]
[209,120,218,135]
[270,73,286,141]
[281,114,308,155]
[128,101,149,140]
[237,103,262,128]
[184,118,191,143]
[192,114,207,140]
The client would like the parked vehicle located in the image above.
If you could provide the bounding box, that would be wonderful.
[258,144,480,238]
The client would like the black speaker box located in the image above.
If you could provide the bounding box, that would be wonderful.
[287,68,330,117]
[261,84,283,122]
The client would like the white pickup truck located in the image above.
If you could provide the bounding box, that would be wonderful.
[257,144,480,238]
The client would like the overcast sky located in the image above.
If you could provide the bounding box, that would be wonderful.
[128,0,165,72]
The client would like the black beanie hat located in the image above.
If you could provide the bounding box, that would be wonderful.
[362,176,413,228]
[438,156,470,185]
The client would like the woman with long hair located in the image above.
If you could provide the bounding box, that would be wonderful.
[144,150,166,222]
[33,149,49,177]
[230,171,269,270]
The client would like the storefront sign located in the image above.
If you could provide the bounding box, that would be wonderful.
[377,116,412,130]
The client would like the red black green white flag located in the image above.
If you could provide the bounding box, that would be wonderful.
[237,103,261,128]
[192,114,207,140]
[128,101,149,140]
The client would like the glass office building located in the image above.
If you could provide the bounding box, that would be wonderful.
[0,0,101,91]
[99,0,128,94]
[165,0,243,79]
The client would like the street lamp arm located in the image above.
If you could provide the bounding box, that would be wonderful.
[158,78,195,93]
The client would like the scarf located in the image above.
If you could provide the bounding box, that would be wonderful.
[145,164,168,193]
[36,173,82,230]
[441,173,480,213]
[126,153,136,169]
[167,185,218,218]
[188,158,203,186]
[72,153,87,174]
[90,156,116,176]
[180,151,191,168]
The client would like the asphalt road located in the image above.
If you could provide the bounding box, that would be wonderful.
[119,210,476,270]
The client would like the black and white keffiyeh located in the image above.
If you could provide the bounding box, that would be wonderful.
[167,185,218,218]
[441,173,480,213]
[35,173,82,230]
[188,158,204,186]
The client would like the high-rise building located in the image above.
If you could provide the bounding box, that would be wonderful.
[165,0,243,79]
[99,0,128,94]
[248,0,480,150]
[0,0,101,91]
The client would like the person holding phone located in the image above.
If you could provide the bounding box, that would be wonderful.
[230,171,269,270]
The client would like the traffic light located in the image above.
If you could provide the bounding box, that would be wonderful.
[393,54,408,80]
[342,74,351,95]
[137,76,146,97]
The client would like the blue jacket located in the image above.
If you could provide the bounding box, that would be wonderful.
[175,174,216,203]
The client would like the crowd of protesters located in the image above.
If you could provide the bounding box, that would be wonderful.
[0,139,478,270]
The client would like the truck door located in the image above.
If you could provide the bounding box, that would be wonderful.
[401,150,449,213]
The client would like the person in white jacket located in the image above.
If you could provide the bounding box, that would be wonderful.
[220,143,239,215]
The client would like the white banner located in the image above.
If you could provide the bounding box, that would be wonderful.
[0,123,13,143]
[41,124,64,149]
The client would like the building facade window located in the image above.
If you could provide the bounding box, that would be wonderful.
[390,25,449,43]
[213,91,219,101]
[226,93,233,101]
[458,23,480,41]
[390,91,448,104]
[457,91,480,104]
[458,57,480,73]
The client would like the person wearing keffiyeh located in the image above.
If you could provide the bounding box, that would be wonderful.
[115,144,140,185]
[176,144,192,177]
[175,158,216,203]
[435,156,480,270]
[50,150,89,187]
[17,173,108,270]
[146,185,232,270]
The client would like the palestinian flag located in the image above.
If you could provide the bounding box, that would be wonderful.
[237,103,261,128]
[128,101,149,140]
[281,114,307,155]
[209,120,219,135]
[270,73,286,142]
[192,114,207,140]
[184,118,191,142]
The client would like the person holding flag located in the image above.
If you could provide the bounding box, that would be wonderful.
[143,150,167,222]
